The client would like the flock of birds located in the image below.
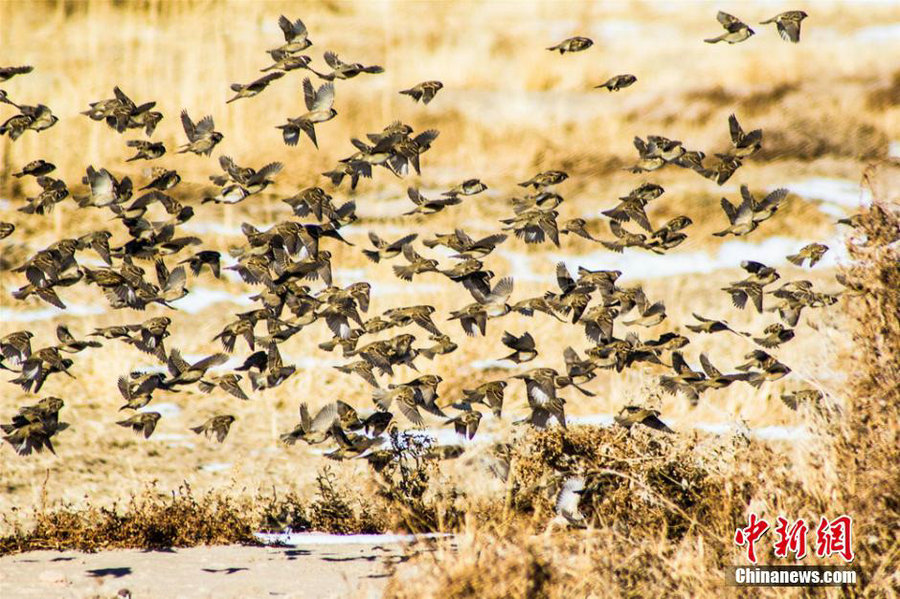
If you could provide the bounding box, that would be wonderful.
[0,10,858,471]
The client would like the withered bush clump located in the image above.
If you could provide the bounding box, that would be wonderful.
[373,430,464,533]
[833,191,900,592]
[509,426,755,542]
[0,484,258,554]
[306,466,385,534]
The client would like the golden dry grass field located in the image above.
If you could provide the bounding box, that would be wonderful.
[0,1,899,597]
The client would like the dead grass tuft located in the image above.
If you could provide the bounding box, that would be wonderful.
[0,482,259,554]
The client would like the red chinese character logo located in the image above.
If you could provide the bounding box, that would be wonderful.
[773,516,808,560]
[815,515,855,562]
[734,513,770,564]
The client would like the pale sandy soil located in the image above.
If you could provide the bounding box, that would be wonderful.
[0,537,442,599]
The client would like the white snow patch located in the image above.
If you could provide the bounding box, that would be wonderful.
[201,462,233,473]
[470,359,517,371]
[255,531,453,546]
[854,23,900,43]
[784,177,871,209]
[0,303,106,322]
[890,141,900,159]
[140,402,181,418]
[171,287,255,313]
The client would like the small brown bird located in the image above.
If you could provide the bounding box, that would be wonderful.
[501,208,560,247]
[227,72,285,103]
[787,243,828,268]
[281,403,338,445]
[117,372,167,411]
[116,412,161,439]
[272,15,312,53]
[511,296,566,321]
[12,347,75,393]
[518,170,568,189]
[3,420,68,456]
[403,187,461,216]
[728,114,762,158]
[12,159,55,178]
[462,380,507,418]
[448,277,513,336]
[514,368,566,429]
[263,50,312,73]
[373,385,424,426]
[595,74,636,91]
[400,81,443,105]
[614,406,673,433]
[500,331,537,363]
[178,110,223,156]
[705,11,755,44]
[191,415,236,443]
[424,229,506,257]
[383,304,442,336]
[392,244,439,281]
[166,349,228,386]
[601,220,649,253]
[781,389,822,410]
[125,139,165,162]
[198,374,249,400]
[55,325,102,353]
[277,78,336,148]
[0,65,33,82]
[547,36,593,54]
[334,360,380,388]
[443,179,488,198]
[418,334,458,360]
[561,218,599,241]
[140,167,181,192]
[698,153,742,185]
[627,137,665,173]
[759,11,808,43]
[445,408,482,440]
[686,313,744,336]
[363,232,417,263]
[622,297,666,327]
[0,331,33,366]
[753,323,795,348]
[311,51,384,81]
[579,305,619,344]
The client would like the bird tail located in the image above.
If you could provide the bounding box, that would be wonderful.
[786,253,805,266]
[362,249,381,263]
[704,35,725,43]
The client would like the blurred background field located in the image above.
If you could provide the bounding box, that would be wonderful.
[0,1,898,581]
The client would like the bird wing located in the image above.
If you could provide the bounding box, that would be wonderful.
[302,77,316,111]
[313,82,335,111]
[180,110,196,141]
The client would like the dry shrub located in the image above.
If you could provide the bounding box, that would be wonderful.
[370,430,464,533]
[0,482,258,554]
[305,465,385,534]
[830,184,900,593]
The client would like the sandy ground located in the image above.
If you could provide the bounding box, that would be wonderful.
[0,537,441,599]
